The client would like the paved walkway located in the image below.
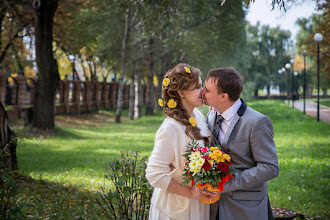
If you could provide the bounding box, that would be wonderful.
[285,99,330,123]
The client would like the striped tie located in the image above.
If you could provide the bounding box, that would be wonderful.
[211,114,224,147]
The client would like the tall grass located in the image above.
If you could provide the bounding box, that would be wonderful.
[11,100,329,219]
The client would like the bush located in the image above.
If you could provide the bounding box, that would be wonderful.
[96,151,153,219]
[0,149,25,219]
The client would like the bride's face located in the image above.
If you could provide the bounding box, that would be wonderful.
[181,77,204,109]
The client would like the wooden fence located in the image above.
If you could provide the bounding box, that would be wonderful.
[0,71,147,120]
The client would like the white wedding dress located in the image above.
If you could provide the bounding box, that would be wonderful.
[146,109,211,220]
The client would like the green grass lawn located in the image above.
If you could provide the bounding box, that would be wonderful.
[10,100,330,219]
[320,100,330,107]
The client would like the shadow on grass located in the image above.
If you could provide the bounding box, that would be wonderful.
[12,172,105,219]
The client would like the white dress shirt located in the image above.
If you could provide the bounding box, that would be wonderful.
[217,99,242,145]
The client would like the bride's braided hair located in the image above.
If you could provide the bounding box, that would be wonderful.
[162,63,209,146]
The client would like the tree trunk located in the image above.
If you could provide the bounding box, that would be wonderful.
[79,57,88,80]
[322,88,327,97]
[116,6,132,123]
[145,37,155,115]
[128,70,135,120]
[33,0,59,129]
[93,60,97,81]
[254,88,258,97]
[88,61,94,81]
[134,62,142,119]
[0,102,17,170]
[267,85,270,98]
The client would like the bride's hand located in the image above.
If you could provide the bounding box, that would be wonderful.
[191,187,218,200]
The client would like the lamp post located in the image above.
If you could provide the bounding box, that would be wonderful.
[285,63,291,105]
[302,50,307,114]
[294,71,298,96]
[290,58,295,108]
[314,33,323,122]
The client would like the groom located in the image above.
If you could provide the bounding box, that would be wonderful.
[201,67,279,220]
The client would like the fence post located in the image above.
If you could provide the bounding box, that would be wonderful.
[94,81,100,110]
[15,75,26,108]
[101,81,109,109]
[61,79,70,113]
[83,81,91,112]
[110,82,118,108]
[72,80,81,113]
[28,77,38,105]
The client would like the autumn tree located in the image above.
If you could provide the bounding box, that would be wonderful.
[33,0,59,129]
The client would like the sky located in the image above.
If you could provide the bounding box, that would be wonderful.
[246,0,320,41]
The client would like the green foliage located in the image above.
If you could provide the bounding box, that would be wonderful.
[96,151,153,219]
[0,149,25,219]
[295,14,329,89]
[245,23,292,95]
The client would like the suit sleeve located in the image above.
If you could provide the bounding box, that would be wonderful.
[221,116,279,193]
[145,124,177,190]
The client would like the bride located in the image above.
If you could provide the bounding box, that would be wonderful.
[146,63,215,220]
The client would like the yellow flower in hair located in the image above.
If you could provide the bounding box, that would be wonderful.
[162,78,170,87]
[158,99,164,107]
[184,67,191,73]
[167,99,177,108]
[189,117,197,127]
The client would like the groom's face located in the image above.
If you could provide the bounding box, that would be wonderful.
[202,78,222,108]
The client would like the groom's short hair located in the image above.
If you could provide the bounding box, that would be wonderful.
[206,67,242,101]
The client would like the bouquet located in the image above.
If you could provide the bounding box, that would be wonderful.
[182,140,236,204]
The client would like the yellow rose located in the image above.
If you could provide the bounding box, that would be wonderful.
[162,78,170,87]
[184,67,191,73]
[189,117,197,127]
[167,99,177,108]
[158,99,163,107]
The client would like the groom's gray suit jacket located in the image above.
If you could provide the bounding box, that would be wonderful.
[207,99,279,220]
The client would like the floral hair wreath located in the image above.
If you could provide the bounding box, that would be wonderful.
[158,66,191,110]
[158,98,177,109]
[161,66,191,89]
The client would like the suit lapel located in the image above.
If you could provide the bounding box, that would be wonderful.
[222,99,247,151]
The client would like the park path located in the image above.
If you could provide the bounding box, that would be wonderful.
[286,99,330,123]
